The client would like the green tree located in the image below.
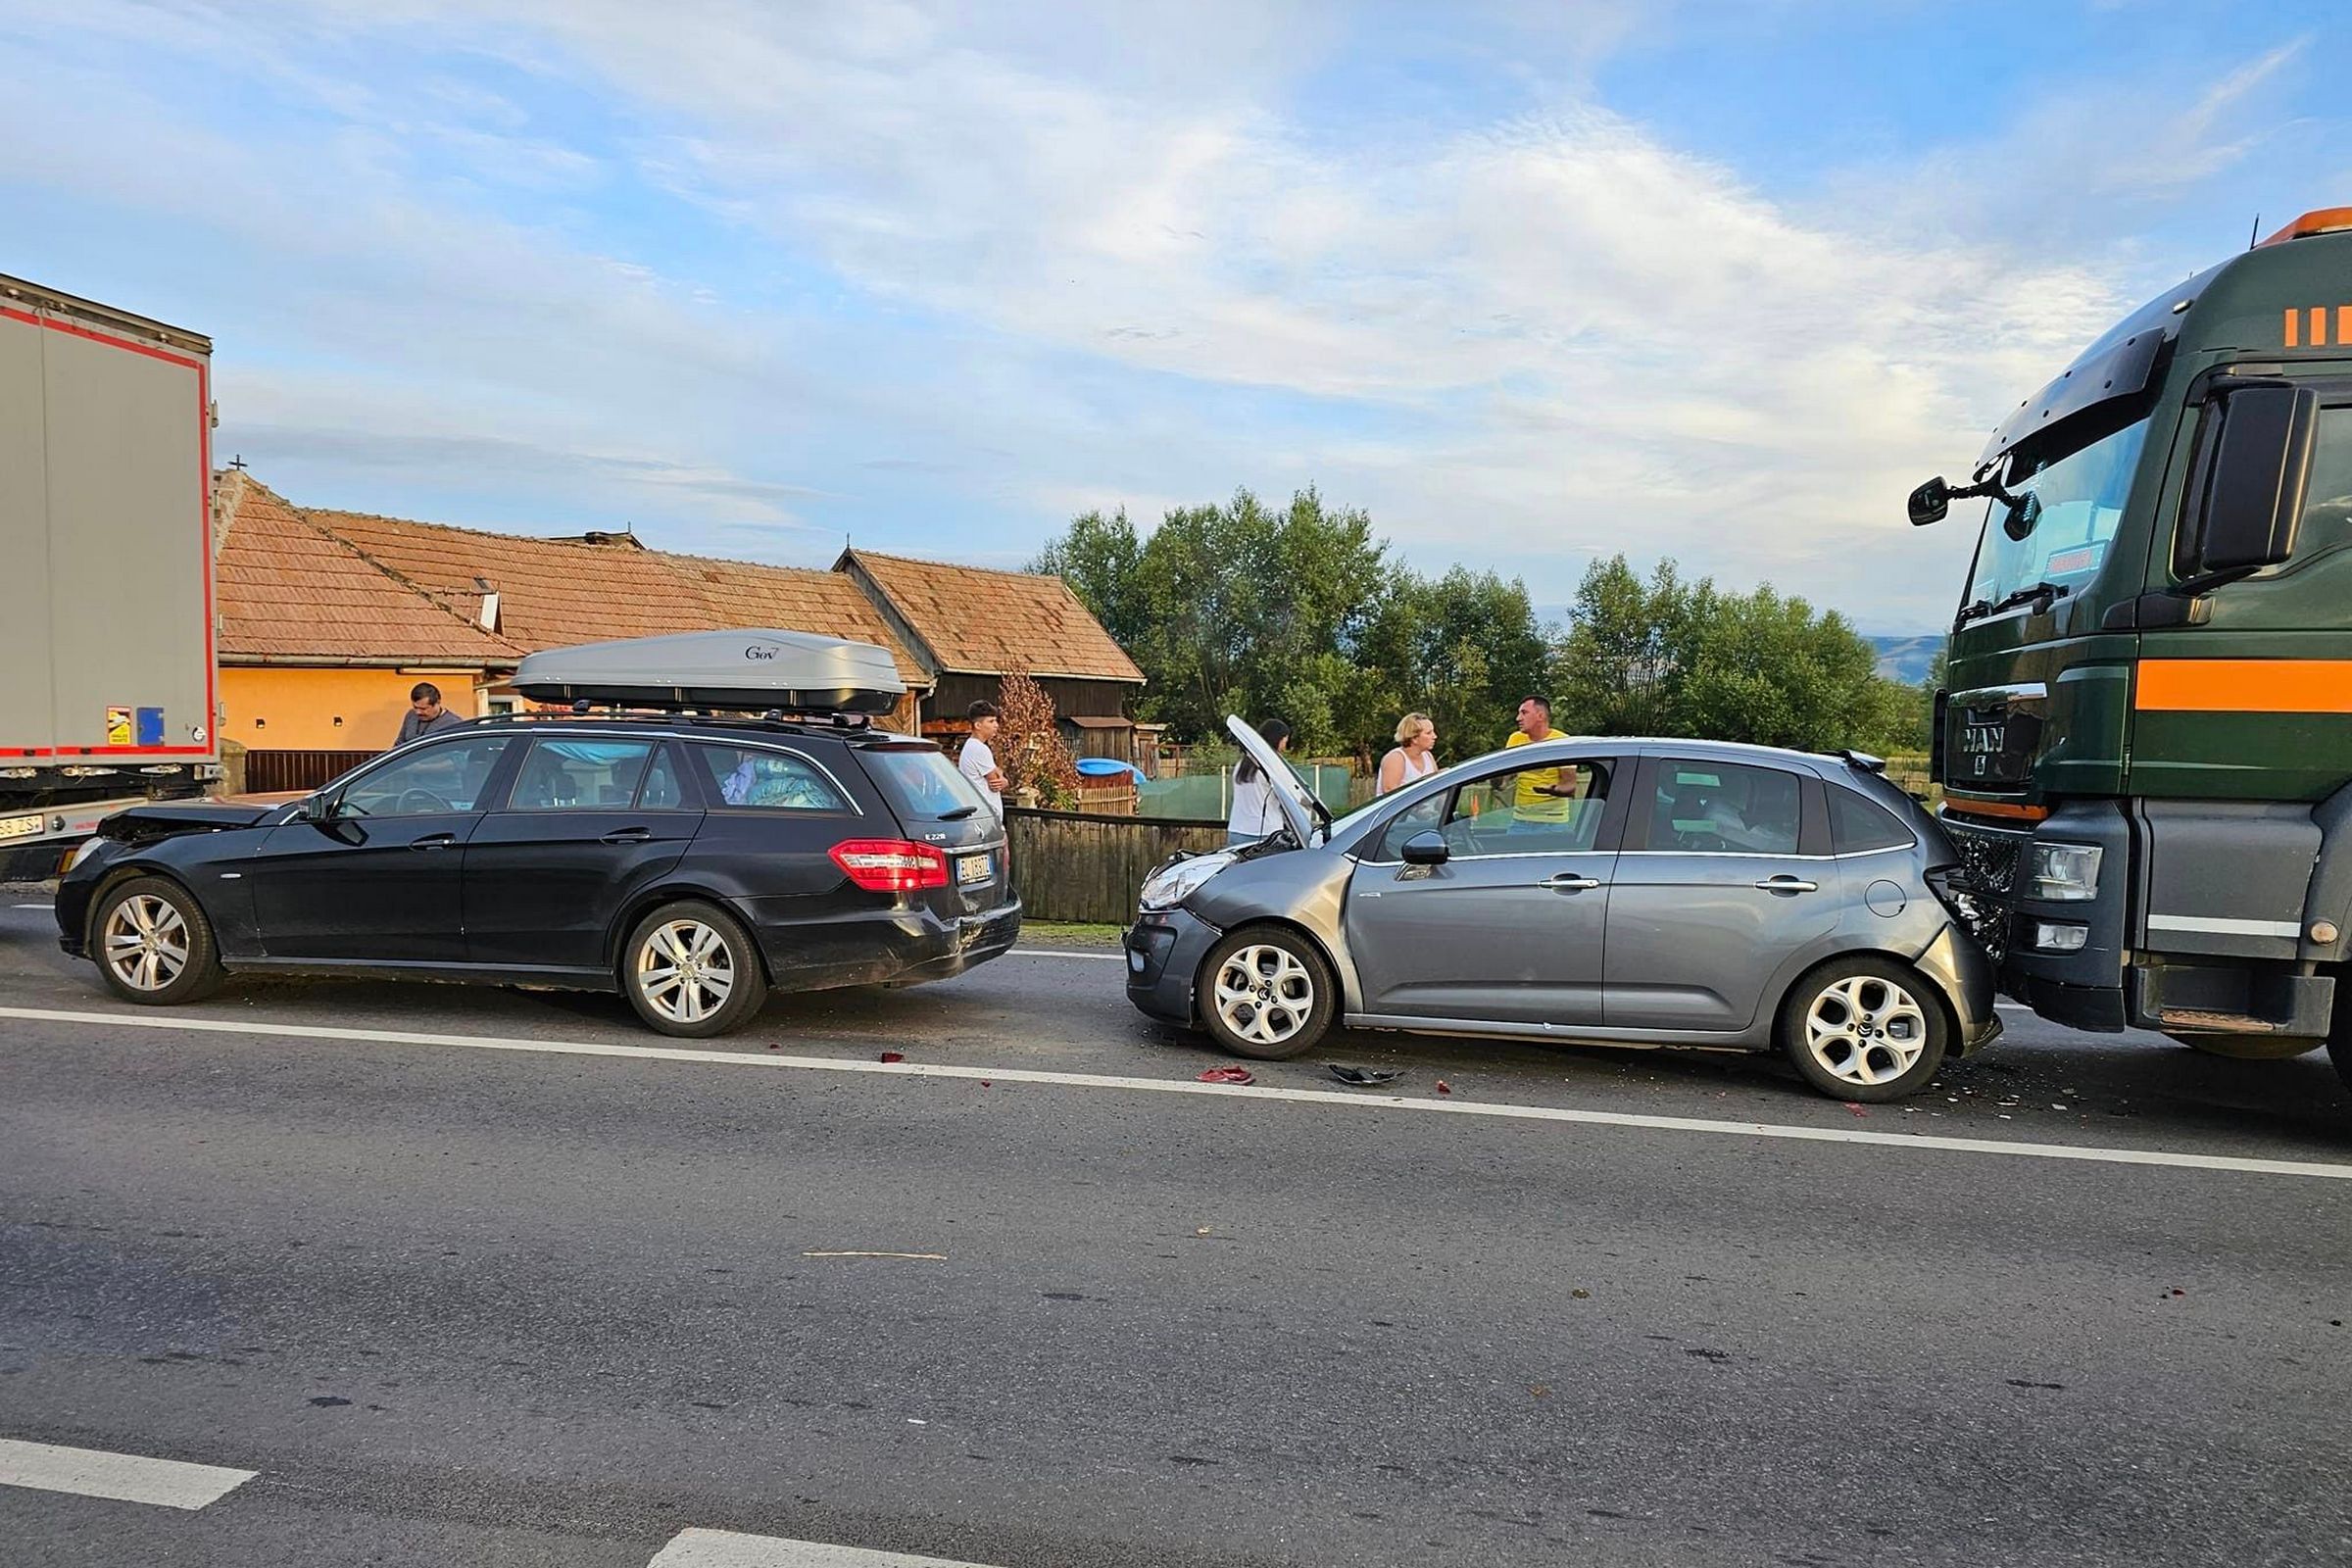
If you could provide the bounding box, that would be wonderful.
[1552,555,1907,755]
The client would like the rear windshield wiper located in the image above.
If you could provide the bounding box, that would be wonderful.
[1955,580,2069,627]
[938,805,980,820]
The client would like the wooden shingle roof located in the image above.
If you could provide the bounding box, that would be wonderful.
[838,549,1144,683]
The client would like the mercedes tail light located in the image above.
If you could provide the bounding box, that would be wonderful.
[829,839,950,892]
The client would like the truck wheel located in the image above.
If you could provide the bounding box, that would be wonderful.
[1779,956,1947,1102]
[92,876,222,1005]
[2167,1034,2322,1060]
[1199,925,1336,1060]
[620,901,768,1038]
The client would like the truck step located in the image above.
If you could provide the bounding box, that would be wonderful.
[2156,1008,2280,1034]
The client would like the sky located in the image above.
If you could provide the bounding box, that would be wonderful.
[2,1,2345,632]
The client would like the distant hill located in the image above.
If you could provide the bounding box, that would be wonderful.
[1868,634,1943,684]
[1537,605,1942,684]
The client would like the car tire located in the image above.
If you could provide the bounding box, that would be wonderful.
[2166,1033,2322,1060]
[620,901,769,1038]
[1198,924,1336,1061]
[91,875,223,1006]
[1778,955,1948,1103]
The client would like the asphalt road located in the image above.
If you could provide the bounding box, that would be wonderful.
[4,894,2350,1566]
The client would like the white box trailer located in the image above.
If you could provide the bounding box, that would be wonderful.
[0,274,217,877]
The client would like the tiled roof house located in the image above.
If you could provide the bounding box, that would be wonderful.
[212,475,932,769]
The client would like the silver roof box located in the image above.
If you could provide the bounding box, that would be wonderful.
[509,630,906,715]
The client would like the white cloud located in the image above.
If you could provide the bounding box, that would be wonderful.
[0,1,2312,627]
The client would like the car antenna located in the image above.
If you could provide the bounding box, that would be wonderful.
[2247,212,2260,251]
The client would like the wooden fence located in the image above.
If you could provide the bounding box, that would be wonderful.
[1006,808,1226,924]
[242,749,376,794]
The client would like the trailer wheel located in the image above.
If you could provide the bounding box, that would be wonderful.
[91,875,222,1005]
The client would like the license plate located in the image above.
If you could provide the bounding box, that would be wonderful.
[0,811,45,841]
[956,853,993,886]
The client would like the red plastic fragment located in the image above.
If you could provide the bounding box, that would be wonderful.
[1434,1079,1452,1095]
[879,1052,905,1063]
[1198,1065,1255,1085]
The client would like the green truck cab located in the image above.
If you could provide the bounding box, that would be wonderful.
[1912,206,2352,1080]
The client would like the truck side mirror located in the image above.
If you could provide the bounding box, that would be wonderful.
[2182,384,2318,581]
[1907,477,1950,526]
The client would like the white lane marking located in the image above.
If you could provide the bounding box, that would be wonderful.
[1008,948,1126,961]
[11,903,51,909]
[648,1528,999,1567]
[7,1005,2349,1182]
[0,1437,255,1511]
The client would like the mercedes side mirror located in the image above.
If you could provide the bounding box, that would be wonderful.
[1400,830,1450,866]
[1908,477,1950,526]
[299,794,331,823]
[2183,383,2317,582]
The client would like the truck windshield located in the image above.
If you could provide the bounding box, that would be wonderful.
[1965,414,2150,612]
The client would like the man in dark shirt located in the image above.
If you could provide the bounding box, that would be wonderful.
[394,681,465,747]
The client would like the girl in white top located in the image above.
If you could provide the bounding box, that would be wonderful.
[1377,711,1438,795]
[1227,718,1293,846]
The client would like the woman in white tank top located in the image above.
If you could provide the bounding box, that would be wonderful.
[1377,712,1439,796]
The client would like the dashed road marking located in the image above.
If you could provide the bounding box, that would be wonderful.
[0,1437,255,1511]
[648,1531,1001,1567]
[6,1004,2348,1182]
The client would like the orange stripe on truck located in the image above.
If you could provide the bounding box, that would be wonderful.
[2136,660,2352,713]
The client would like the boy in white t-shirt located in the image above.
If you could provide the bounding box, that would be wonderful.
[958,700,1007,815]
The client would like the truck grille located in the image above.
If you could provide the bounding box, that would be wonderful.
[1940,816,2029,964]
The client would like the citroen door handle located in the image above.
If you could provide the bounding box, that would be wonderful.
[1542,874,1604,892]
[1754,875,1818,894]
[601,827,654,844]
[410,833,457,851]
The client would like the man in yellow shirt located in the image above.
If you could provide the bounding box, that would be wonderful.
[1502,695,1579,825]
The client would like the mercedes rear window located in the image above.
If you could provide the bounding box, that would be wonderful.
[859,745,990,819]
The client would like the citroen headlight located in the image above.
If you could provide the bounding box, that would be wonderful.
[1139,851,1236,911]
[2028,842,2101,902]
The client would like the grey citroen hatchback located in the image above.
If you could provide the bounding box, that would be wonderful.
[1125,719,1999,1102]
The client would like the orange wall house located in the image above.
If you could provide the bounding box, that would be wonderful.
[218,666,486,753]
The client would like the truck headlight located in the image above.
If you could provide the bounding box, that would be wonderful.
[1139,851,1235,911]
[2028,842,2101,902]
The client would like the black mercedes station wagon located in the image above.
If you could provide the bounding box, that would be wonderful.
[56,710,1020,1038]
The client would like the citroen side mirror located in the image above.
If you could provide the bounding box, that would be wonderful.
[1908,477,1950,526]
[1400,830,1450,866]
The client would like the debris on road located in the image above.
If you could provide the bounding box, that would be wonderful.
[1326,1063,1404,1087]
[1434,1079,1452,1095]
[879,1051,905,1063]
[1198,1065,1255,1085]
[1843,1102,1867,1117]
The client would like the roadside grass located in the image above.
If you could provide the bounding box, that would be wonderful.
[1022,919,1125,949]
